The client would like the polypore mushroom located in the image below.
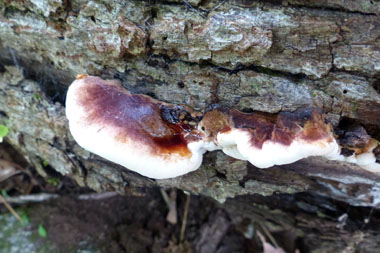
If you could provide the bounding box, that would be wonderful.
[335,126,380,172]
[345,139,380,173]
[66,75,380,178]
[199,106,341,168]
[66,75,216,179]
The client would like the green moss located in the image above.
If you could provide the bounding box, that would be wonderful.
[352,102,358,112]
[250,82,260,92]
[41,159,49,167]
[0,212,34,251]
[33,93,42,102]
[0,210,58,252]
[4,5,19,13]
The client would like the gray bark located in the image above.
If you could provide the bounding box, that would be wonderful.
[0,0,380,251]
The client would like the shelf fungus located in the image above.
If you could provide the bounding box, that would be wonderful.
[335,126,380,173]
[66,75,380,179]
[66,75,217,179]
[199,106,341,168]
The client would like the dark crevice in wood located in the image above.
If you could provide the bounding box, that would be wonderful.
[154,1,209,18]
[0,47,72,105]
[373,78,380,95]
[337,117,380,142]
[247,0,378,16]
[0,111,8,118]
[0,141,30,168]
[3,6,28,19]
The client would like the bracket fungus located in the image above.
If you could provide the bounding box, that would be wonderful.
[335,126,380,173]
[66,75,217,179]
[199,106,341,168]
[66,75,380,179]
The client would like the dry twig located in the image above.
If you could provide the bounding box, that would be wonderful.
[180,192,191,242]
[0,194,23,224]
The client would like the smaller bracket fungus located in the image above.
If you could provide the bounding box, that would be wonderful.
[66,75,216,179]
[199,106,341,168]
[335,126,380,173]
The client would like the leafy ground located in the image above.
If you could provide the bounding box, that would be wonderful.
[0,142,279,253]
[2,141,380,253]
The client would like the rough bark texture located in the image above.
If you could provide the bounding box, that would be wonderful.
[0,0,380,251]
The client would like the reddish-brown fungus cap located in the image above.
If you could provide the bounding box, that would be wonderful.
[65,75,210,179]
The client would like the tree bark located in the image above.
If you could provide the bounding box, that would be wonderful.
[0,0,380,251]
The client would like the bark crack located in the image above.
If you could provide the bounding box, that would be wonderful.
[242,0,379,16]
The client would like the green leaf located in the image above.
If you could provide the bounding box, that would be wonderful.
[21,212,30,226]
[1,189,9,198]
[46,177,60,187]
[0,125,9,142]
[41,159,49,167]
[38,224,47,238]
